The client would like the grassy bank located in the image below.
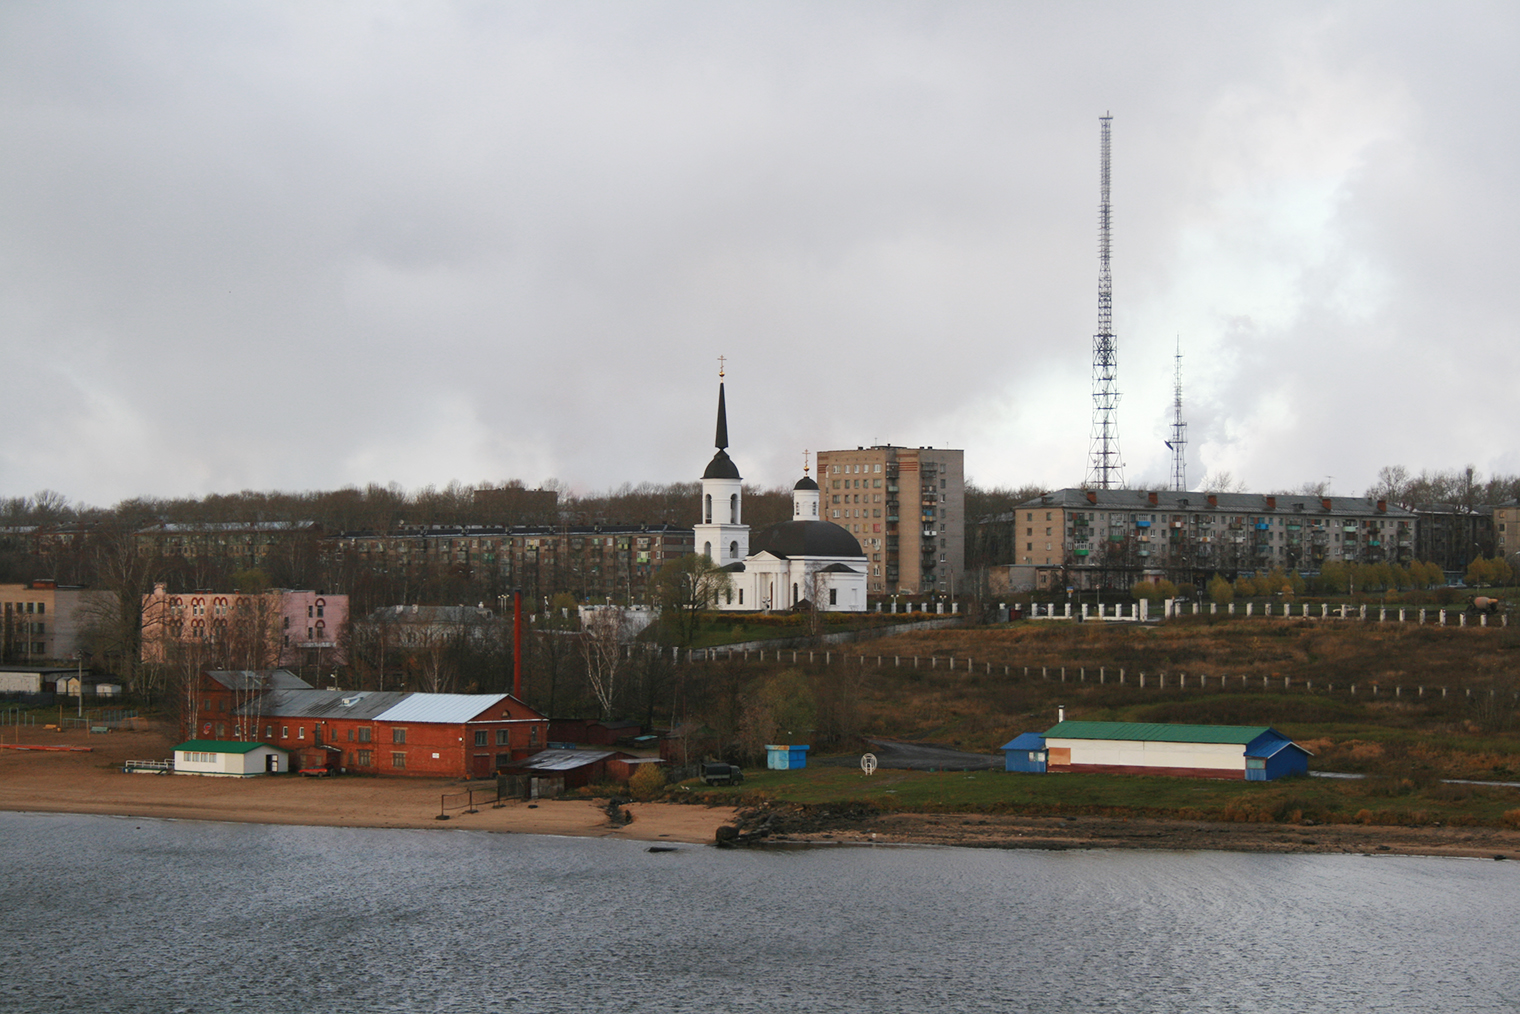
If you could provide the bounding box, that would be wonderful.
[677,763,1520,828]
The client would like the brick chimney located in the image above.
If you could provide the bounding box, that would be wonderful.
[1377,499,1387,513]
[1086,490,1097,504]
[1207,494,1218,508]
[1148,491,1158,506]
[1265,495,1276,510]
[1322,497,1332,511]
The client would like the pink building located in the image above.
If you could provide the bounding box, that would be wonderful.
[142,585,348,670]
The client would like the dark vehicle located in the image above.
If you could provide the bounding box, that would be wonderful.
[701,763,744,786]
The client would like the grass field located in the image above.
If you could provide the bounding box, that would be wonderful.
[676,761,1520,828]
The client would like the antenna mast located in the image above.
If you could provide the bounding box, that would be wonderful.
[1086,114,1124,489]
[1168,337,1187,491]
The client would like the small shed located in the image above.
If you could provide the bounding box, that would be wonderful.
[765,744,809,770]
[174,740,289,777]
[1001,733,1047,773]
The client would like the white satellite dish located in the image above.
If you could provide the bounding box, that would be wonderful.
[860,752,878,776]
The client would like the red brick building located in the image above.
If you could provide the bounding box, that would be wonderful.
[238,688,548,778]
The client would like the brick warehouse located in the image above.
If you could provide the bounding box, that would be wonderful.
[236,688,548,778]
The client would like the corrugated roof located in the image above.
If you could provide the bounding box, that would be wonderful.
[1007,488,1416,519]
[515,748,616,772]
[374,693,508,724]
[208,669,313,692]
[1044,721,1277,745]
[175,739,280,754]
[1001,733,1046,751]
[239,689,411,720]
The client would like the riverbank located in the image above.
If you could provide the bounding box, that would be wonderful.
[9,721,1520,857]
[720,802,1520,859]
[0,723,734,844]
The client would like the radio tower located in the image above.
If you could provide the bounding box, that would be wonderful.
[1085,113,1124,489]
[1167,337,1187,491]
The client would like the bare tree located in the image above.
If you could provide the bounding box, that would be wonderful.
[578,605,627,720]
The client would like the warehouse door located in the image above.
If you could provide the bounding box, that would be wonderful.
[473,753,492,778]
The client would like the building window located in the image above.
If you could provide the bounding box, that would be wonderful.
[391,752,406,770]
[497,729,510,746]
[474,730,487,747]
[281,726,289,738]
[738,588,744,604]
[530,725,540,747]
[392,728,407,745]
[357,750,373,767]
[829,588,837,605]
[358,727,372,743]
[265,725,273,738]
[298,726,305,740]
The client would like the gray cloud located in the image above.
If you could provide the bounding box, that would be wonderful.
[2,1,1517,507]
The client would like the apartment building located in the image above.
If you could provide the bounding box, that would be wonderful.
[982,488,1416,592]
[1496,501,1519,560]
[141,585,349,669]
[0,580,114,664]
[815,446,964,596]
[322,524,694,604]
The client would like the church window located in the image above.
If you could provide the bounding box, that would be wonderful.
[730,493,739,523]
[811,501,816,517]
[792,583,799,605]
[704,541,712,558]
[704,494,712,523]
[829,589,837,605]
[738,588,744,604]
[730,541,739,560]
[725,588,732,604]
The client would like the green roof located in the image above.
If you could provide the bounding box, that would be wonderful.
[174,740,282,754]
[1043,721,1275,745]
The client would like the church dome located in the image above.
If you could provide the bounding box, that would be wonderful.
[703,449,741,480]
[793,474,819,491]
[749,519,864,559]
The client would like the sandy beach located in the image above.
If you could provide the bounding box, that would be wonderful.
[0,722,735,843]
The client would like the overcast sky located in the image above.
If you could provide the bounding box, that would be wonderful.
[3,1,1517,508]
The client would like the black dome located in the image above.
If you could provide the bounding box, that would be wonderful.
[793,475,819,491]
[749,520,864,559]
[703,449,741,480]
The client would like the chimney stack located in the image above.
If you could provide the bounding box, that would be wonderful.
[1207,494,1218,508]
[1086,490,1098,504]
[1322,497,1332,511]
[1265,495,1277,510]
[1148,491,1158,506]
[1058,705,1065,723]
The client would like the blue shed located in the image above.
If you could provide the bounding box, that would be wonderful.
[1001,733,1047,773]
[765,744,810,770]
[1243,729,1311,781]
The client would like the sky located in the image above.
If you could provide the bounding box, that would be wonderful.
[3,1,1518,509]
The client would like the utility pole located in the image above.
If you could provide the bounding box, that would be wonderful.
[1086,113,1124,490]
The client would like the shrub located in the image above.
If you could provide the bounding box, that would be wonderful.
[628,763,667,801]
[1503,809,1520,829]
[1207,574,1234,605]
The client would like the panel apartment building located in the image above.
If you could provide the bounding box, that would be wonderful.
[983,488,1415,592]
[816,447,964,596]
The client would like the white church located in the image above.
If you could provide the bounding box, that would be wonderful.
[694,379,868,612]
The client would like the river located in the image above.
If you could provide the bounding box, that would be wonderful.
[1,812,1515,1012]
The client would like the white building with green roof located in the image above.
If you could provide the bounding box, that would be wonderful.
[1042,721,1310,781]
[173,740,290,777]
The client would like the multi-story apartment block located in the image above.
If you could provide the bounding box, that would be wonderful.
[1495,501,1519,560]
[133,521,325,566]
[1410,503,1494,578]
[815,446,964,596]
[981,489,1416,592]
[0,581,114,664]
[141,585,349,670]
[321,524,694,604]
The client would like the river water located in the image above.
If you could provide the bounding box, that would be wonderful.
[2,812,1516,1012]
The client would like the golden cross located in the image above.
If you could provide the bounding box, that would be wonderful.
[717,355,726,378]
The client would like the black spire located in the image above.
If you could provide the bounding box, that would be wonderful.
[715,382,729,450]
[702,379,741,480]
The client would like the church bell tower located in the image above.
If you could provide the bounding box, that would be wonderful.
[695,366,749,565]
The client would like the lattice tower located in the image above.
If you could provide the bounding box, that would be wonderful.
[1085,114,1124,489]
[1168,337,1187,491]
